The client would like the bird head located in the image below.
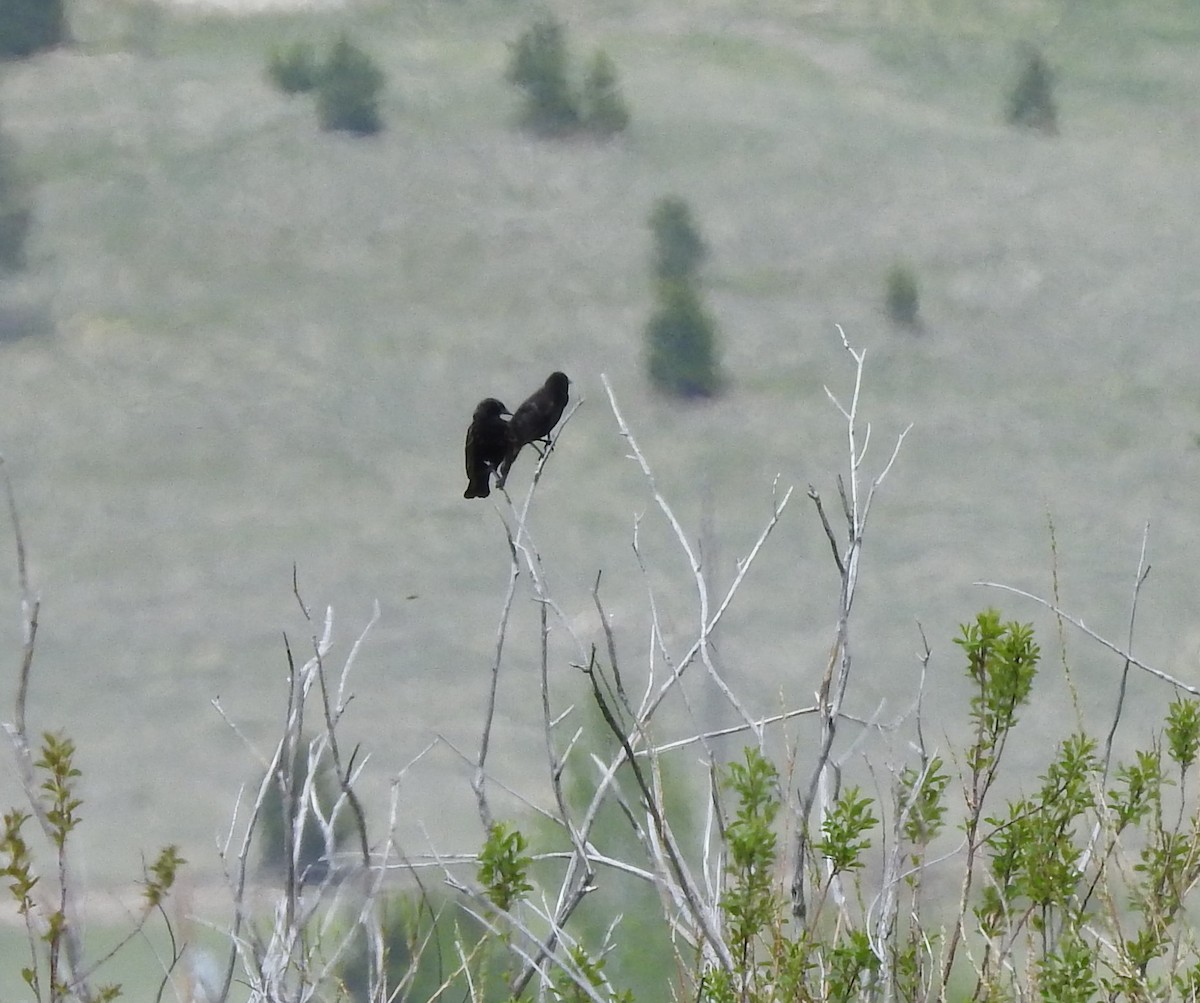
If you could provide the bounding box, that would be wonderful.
[546,372,570,398]
[474,398,511,420]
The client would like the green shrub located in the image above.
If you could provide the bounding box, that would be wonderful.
[1006,44,1057,134]
[2,731,183,1000]
[268,40,321,95]
[316,35,385,136]
[0,0,65,59]
[506,14,580,136]
[692,611,1200,1003]
[580,49,629,137]
[884,260,920,327]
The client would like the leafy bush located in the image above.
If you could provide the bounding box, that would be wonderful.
[478,820,534,911]
[506,14,580,136]
[0,0,65,59]
[1007,44,1058,134]
[884,259,920,327]
[268,40,321,95]
[2,731,182,1000]
[673,609,1200,1003]
[316,34,385,136]
[580,49,629,137]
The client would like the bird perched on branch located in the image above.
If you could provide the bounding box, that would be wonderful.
[498,371,570,487]
[463,397,511,499]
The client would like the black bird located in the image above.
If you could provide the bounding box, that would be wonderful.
[498,371,570,486]
[463,398,511,499]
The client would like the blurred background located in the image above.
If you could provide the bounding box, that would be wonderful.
[0,0,1197,969]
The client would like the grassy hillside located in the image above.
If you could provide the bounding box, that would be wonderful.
[0,0,1197,915]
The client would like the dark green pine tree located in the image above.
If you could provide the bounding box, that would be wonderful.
[506,15,579,136]
[317,35,385,136]
[581,49,629,137]
[649,196,706,283]
[0,114,31,270]
[644,196,723,399]
[884,260,920,328]
[646,280,721,399]
[0,0,66,59]
[1006,45,1058,134]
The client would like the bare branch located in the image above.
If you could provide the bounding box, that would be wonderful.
[792,328,910,925]
[582,656,735,972]
[647,703,820,756]
[1,458,97,1002]
[975,579,1197,695]
[1102,524,1152,782]
[592,571,630,714]
[473,519,521,833]
[809,485,845,575]
[314,602,379,868]
[602,374,761,734]
[2,455,37,744]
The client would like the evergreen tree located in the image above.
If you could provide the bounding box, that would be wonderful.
[0,0,66,59]
[581,49,629,137]
[649,196,706,284]
[506,15,579,136]
[643,196,723,398]
[317,35,385,136]
[646,280,721,398]
[1007,45,1058,134]
[884,260,920,328]
[0,116,31,271]
[268,40,321,95]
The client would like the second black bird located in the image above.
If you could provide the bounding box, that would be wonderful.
[463,397,511,499]
[499,371,570,486]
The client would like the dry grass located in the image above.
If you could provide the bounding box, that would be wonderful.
[0,0,1197,917]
